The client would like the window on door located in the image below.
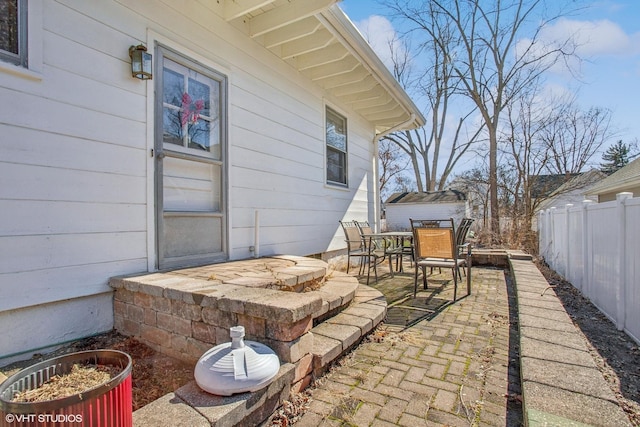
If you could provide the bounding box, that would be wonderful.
[326,107,348,186]
[0,0,27,67]
[162,57,222,160]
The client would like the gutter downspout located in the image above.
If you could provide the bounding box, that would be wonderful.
[372,113,417,232]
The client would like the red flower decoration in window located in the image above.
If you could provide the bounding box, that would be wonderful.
[181,93,205,126]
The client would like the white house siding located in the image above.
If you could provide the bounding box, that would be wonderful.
[0,0,377,362]
[385,203,468,231]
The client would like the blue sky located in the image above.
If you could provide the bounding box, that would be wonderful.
[340,0,640,149]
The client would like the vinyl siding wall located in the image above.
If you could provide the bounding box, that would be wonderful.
[0,0,376,362]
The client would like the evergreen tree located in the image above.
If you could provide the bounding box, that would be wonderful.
[600,140,632,174]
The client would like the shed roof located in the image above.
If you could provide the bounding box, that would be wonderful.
[385,190,467,204]
[585,157,640,197]
[227,0,425,134]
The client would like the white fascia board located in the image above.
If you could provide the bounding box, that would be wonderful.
[318,4,425,130]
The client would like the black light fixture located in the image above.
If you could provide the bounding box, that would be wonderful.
[129,44,152,80]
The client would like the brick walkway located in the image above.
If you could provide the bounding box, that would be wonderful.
[294,266,522,426]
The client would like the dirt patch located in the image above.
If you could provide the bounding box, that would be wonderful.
[1,332,193,411]
[537,260,640,426]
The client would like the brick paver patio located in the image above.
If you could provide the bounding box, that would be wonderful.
[294,265,522,426]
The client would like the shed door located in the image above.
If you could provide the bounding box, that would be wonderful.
[155,46,227,269]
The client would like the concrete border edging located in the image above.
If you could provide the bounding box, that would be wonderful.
[509,255,631,426]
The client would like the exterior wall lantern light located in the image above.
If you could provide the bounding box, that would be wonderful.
[129,44,152,80]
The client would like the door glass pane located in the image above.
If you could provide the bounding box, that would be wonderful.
[163,68,183,106]
[163,107,182,146]
[188,78,210,116]
[188,118,210,151]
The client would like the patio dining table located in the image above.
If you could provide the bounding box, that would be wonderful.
[361,231,413,283]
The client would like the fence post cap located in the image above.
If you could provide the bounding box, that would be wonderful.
[616,192,633,202]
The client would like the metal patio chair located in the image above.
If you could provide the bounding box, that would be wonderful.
[454,218,475,278]
[354,221,394,284]
[411,218,471,301]
[339,220,370,276]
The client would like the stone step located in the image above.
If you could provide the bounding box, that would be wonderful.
[121,256,386,427]
[311,271,359,321]
[310,284,386,376]
[133,364,295,427]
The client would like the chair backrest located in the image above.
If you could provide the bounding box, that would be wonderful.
[355,220,373,236]
[412,219,457,259]
[455,218,474,248]
[339,220,364,251]
[409,218,441,229]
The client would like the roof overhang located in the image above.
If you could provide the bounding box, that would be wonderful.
[224,0,425,134]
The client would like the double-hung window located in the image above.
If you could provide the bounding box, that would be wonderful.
[326,107,348,186]
[0,0,27,67]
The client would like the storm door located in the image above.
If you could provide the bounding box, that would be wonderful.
[155,46,227,269]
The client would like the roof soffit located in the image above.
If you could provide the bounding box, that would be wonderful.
[223,0,425,133]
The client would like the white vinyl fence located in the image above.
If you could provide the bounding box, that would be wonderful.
[538,192,640,344]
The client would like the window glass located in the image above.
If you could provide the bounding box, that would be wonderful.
[0,0,26,67]
[326,109,347,151]
[326,107,347,185]
[327,147,346,184]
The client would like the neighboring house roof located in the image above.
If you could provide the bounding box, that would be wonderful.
[585,157,640,197]
[235,1,425,134]
[537,169,605,210]
[385,190,467,204]
[529,174,578,199]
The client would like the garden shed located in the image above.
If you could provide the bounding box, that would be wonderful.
[383,190,470,231]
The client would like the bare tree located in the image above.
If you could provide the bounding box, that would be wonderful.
[498,88,551,250]
[386,0,578,242]
[456,79,612,250]
[539,98,615,175]
[361,10,483,192]
[379,138,411,200]
[496,83,615,250]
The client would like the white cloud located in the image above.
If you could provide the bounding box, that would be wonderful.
[353,15,407,72]
[515,17,640,78]
[540,17,639,57]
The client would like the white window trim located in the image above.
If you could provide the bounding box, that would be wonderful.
[0,0,43,80]
[325,105,349,188]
